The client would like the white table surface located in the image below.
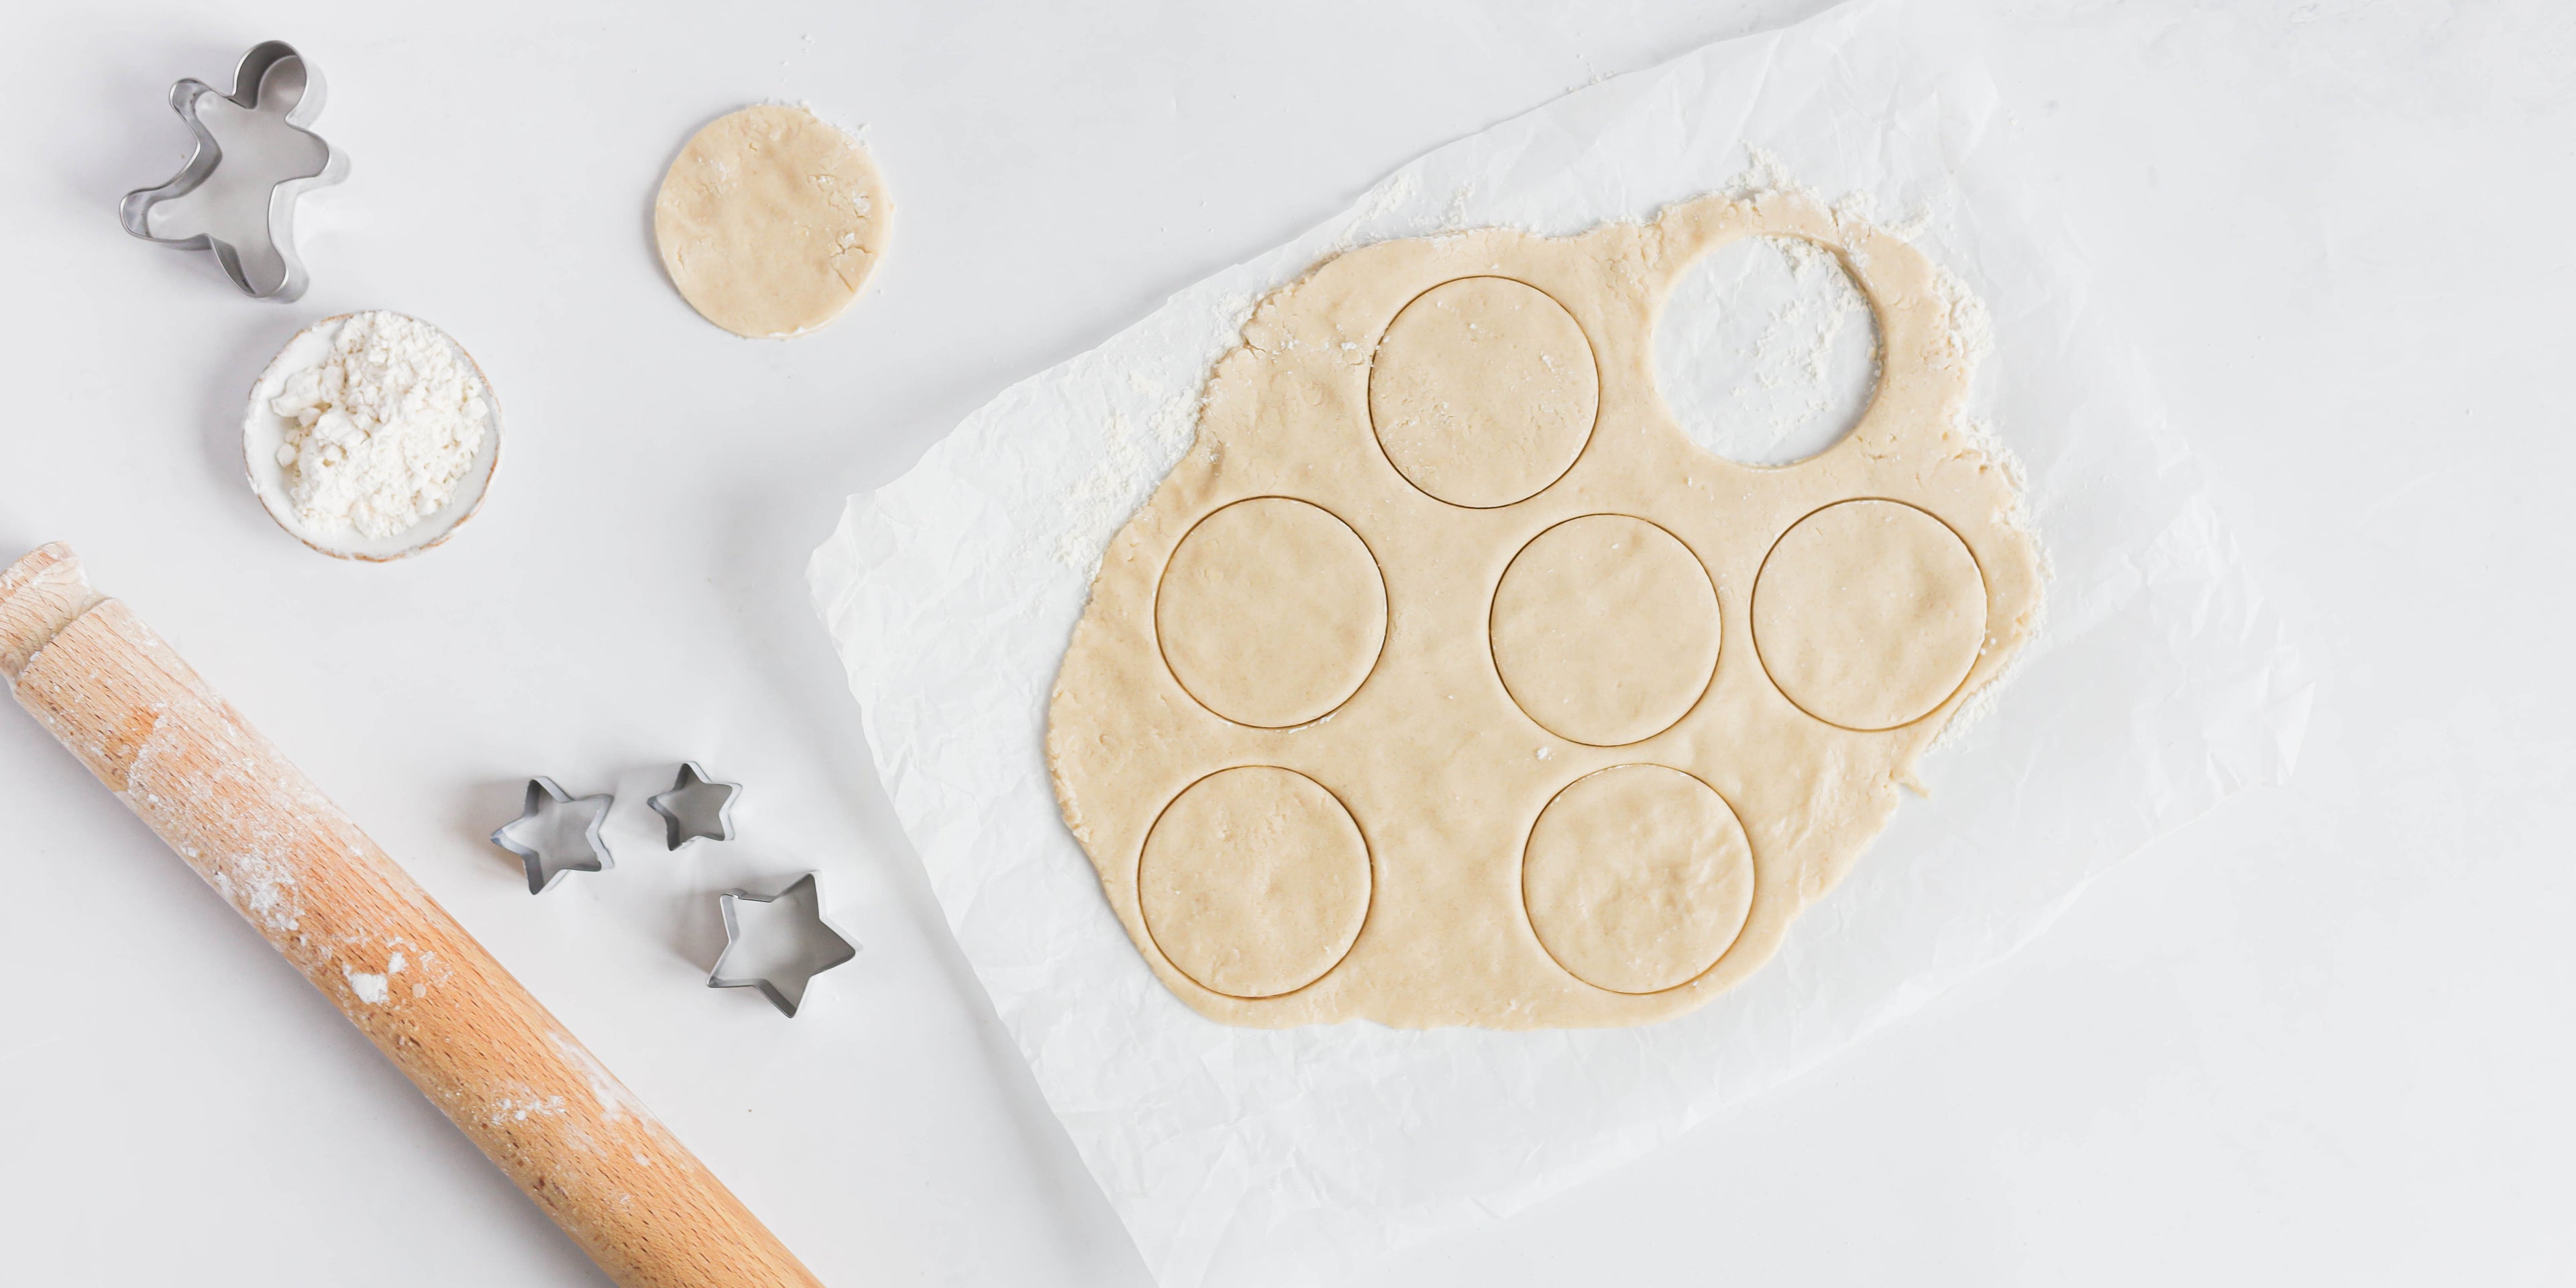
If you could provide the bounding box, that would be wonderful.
[2,1,2567,1283]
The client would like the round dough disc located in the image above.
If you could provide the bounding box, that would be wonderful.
[1752,499,1988,731]
[1521,765,1754,994]
[653,105,890,339]
[1140,767,1373,999]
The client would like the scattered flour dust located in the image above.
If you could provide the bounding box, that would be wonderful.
[1051,372,1201,574]
[1658,230,1882,467]
[547,1030,657,1128]
[270,311,490,540]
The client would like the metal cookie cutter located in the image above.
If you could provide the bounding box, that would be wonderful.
[490,777,614,895]
[710,873,858,1018]
[120,40,347,301]
[648,761,740,851]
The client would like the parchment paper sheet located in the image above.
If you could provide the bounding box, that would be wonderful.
[809,3,2312,1283]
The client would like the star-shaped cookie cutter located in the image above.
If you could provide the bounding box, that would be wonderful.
[490,777,614,895]
[648,761,740,851]
[119,40,348,301]
[709,873,859,1018]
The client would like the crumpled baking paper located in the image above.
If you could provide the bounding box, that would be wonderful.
[808,2,2312,1283]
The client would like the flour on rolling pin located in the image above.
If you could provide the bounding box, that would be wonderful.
[241,311,504,561]
[0,544,824,1288]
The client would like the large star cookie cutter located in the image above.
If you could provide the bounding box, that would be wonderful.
[119,40,347,302]
[709,873,859,1018]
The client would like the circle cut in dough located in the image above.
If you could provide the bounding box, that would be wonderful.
[1155,497,1387,728]
[1521,765,1755,994]
[1490,515,1720,746]
[1752,499,1988,731]
[1139,767,1373,999]
[1367,276,1599,508]
[653,105,890,339]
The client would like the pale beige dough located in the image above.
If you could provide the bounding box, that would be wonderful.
[1523,764,1755,994]
[1048,190,2042,1029]
[1490,513,1720,746]
[1156,496,1387,728]
[1138,766,1373,999]
[1367,276,1599,507]
[1753,499,1988,732]
[653,105,889,339]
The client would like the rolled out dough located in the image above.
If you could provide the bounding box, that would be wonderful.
[1047,190,2041,1029]
[653,105,889,339]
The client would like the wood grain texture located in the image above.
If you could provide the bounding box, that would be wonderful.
[0,543,822,1288]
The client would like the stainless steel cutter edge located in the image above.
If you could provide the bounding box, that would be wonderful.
[119,40,348,301]
[489,775,614,896]
[708,873,859,1018]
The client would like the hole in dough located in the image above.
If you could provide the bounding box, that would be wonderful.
[1654,235,1879,466]
[1155,497,1388,729]
[1368,276,1599,508]
[1139,767,1373,1000]
[1489,515,1720,747]
[1752,499,1987,732]
[1521,765,1754,995]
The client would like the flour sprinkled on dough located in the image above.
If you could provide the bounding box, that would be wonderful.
[653,104,891,338]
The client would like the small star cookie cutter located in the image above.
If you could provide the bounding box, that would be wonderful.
[710,873,859,1018]
[119,40,348,301]
[648,761,740,851]
[490,777,614,895]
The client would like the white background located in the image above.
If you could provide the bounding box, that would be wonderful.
[0,1,2566,1284]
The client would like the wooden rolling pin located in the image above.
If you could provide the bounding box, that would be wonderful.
[0,543,822,1288]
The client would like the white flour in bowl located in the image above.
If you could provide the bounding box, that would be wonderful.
[269,311,490,539]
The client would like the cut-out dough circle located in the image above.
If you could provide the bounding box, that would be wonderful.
[1489,514,1721,746]
[1521,765,1755,994]
[1367,276,1600,508]
[653,105,890,339]
[1752,499,1988,731]
[1155,496,1388,728]
[1139,767,1373,999]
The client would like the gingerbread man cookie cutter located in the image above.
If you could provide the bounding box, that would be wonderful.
[119,40,347,301]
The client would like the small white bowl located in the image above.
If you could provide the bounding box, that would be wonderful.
[242,313,502,561]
